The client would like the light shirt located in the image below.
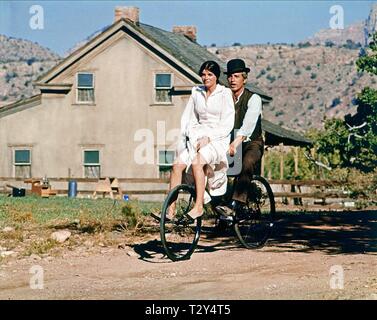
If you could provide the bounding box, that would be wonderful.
[235,90,262,142]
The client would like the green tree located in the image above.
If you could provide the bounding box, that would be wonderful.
[315,32,377,172]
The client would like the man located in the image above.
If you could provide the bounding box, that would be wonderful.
[216,59,264,216]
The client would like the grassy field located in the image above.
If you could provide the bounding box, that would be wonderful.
[0,195,162,259]
[0,195,161,226]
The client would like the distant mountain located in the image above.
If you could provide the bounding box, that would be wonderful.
[0,34,59,63]
[305,3,377,46]
[209,43,374,132]
[0,34,61,107]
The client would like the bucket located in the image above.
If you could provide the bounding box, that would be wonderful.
[12,187,25,197]
[68,180,77,198]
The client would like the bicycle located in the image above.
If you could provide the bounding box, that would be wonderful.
[159,174,275,261]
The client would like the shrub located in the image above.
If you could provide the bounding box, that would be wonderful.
[330,97,341,108]
[298,42,311,48]
[120,202,146,232]
[266,74,276,82]
[256,69,266,79]
[26,57,37,66]
[325,41,335,47]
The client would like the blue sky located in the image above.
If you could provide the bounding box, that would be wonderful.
[0,1,375,56]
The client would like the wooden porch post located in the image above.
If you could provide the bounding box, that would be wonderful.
[294,147,299,176]
[279,144,284,180]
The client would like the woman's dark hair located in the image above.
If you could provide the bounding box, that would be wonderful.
[199,60,221,83]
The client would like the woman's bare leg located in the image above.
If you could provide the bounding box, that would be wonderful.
[188,153,207,219]
[167,162,187,217]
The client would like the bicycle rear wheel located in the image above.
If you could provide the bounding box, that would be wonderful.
[234,175,275,249]
[160,184,201,261]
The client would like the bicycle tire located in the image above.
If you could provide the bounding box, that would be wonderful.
[160,184,202,261]
[234,175,275,249]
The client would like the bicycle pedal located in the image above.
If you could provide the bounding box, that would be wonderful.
[219,215,233,222]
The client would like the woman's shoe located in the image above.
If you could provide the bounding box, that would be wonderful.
[150,212,172,222]
[175,212,196,225]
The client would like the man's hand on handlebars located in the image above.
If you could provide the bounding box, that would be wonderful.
[228,136,246,156]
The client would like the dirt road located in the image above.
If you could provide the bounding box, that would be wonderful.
[0,211,376,300]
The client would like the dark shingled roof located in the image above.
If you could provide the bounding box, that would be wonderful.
[262,119,312,146]
[137,23,272,101]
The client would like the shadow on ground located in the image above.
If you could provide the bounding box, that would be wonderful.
[132,210,377,262]
[268,210,377,255]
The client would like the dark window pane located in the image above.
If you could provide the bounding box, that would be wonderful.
[155,74,171,88]
[15,150,30,163]
[165,151,174,164]
[159,150,174,164]
[84,151,99,164]
[78,73,93,87]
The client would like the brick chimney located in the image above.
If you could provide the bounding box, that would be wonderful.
[172,26,197,42]
[114,6,139,25]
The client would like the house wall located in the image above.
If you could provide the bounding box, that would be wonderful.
[0,30,196,180]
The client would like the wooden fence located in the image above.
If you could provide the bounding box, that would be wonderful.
[0,177,362,207]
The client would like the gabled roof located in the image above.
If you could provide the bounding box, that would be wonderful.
[137,23,272,101]
[0,94,41,118]
[35,18,272,101]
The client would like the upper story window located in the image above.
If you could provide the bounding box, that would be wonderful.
[77,73,94,103]
[155,73,172,103]
[14,149,31,178]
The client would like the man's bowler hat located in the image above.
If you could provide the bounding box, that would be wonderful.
[225,59,251,75]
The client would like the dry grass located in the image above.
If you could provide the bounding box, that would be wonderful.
[23,239,59,256]
[0,196,161,258]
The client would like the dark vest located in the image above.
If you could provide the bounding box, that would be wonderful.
[233,88,263,143]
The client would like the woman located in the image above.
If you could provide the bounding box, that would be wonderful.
[168,60,235,222]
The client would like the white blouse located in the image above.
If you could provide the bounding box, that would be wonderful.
[178,84,235,151]
[177,84,235,198]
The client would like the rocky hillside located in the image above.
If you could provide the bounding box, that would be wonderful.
[209,44,375,132]
[0,34,61,107]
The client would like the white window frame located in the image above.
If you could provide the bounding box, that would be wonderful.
[82,149,101,178]
[13,148,32,178]
[76,72,95,104]
[154,72,173,104]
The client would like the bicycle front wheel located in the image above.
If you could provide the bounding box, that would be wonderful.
[234,175,275,249]
[160,184,201,261]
